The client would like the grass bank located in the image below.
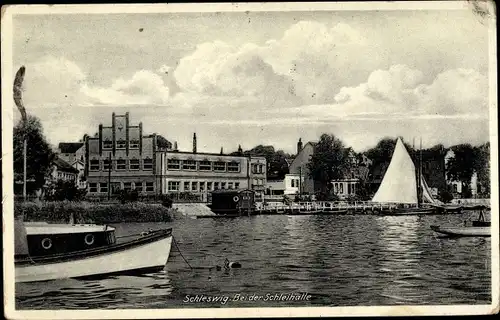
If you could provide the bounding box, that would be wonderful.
[14,201,175,224]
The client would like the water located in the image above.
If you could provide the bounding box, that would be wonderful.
[16,211,491,309]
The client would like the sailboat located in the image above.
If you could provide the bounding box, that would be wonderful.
[371,138,438,215]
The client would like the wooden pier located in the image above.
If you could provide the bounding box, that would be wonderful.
[255,201,401,215]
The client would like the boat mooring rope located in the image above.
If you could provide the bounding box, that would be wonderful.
[172,236,193,270]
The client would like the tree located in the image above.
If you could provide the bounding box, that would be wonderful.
[13,115,54,195]
[45,179,86,201]
[446,144,477,198]
[473,142,490,196]
[232,145,291,180]
[307,133,348,194]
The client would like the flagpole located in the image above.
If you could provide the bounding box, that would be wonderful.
[23,138,27,200]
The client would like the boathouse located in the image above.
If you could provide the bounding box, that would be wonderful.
[210,189,255,215]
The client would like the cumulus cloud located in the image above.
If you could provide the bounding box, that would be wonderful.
[82,70,170,105]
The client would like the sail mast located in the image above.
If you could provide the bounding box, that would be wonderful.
[418,137,423,207]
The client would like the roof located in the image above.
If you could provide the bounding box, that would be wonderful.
[58,142,84,153]
[210,189,255,194]
[52,157,79,174]
[165,150,266,159]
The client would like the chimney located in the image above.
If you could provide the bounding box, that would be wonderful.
[174,141,178,152]
[220,147,224,155]
[297,138,303,154]
[193,133,197,153]
[238,144,243,154]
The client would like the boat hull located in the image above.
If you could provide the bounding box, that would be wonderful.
[15,229,172,283]
[430,225,491,237]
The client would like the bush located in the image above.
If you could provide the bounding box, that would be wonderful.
[15,201,174,223]
[118,189,139,204]
[439,189,454,203]
[45,179,86,201]
[160,194,173,208]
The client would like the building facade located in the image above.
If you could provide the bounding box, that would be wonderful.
[265,173,303,196]
[49,157,79,184]
[157,150,266,202]
[289,140,317,194]
[57,142,87,189]
[85,112,165,198]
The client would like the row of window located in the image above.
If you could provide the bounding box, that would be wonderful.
[167,159,241,172]
[89,159,153,171]
[56,172,76,181]
[102,139,140,150]
[290,179,300,188]
[167,181,241,192]
[88,181,154,193]
[252,178,265,186]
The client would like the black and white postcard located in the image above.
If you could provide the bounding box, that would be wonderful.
[2,1,498,318]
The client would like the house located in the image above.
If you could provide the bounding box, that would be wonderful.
[49,157,79,184]
[265,173,303,196]
[57,142,87,189]
[288,139,318,194]
[445,150,481,198]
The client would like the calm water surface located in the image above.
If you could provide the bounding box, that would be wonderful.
[16,212,491,309]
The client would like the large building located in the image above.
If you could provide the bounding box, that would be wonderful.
[85,112,167,198]
[289,139,317,194]
[84,112,266,200]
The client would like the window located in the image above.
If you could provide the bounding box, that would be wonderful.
[199,160,212,171]
[129,139,140,149]
[182,160,197,170]
[235,182,240,189]
[227,161,240,172]
[213,161,226,172]
[291,179,295,188]
[145,182,154,192]
[207,182,213,191]
[259,164,264,174]
[221,182,226,189]
[348,183,351,195]
[102,140,113,149]
[90,159,100,171]
[143,158,153,170]
[191,181,198,191]
[352,183,356,195]
[116,159,126,170]
[228,182,233,189]
[168,181,180,191]
[124,182,132,191]
[453,184,458,192]
[134,181,143,192]
[129,159,140,170]
[200,182,205,192]
[340,183,344,194]
[167,159,180,170]
[89,183,98,192]
[102,158,111,170]
[116,139,126,149]
[184,181,190,191]
[99,183,108,193]
[253,179,257,186]
[214,182,220,190]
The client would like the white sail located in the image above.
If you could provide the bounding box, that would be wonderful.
[372,138,418,204]
[421,174,443,205]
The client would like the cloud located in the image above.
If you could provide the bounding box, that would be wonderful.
[22,56,88,107]
[82,70,170,105]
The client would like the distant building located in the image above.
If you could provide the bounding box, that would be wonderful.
[57,142,86,189]
[49,157,79,184]
[289,139,317,194]
[157,148,267,201]
[445,150,481,198]
[85,112,169,198]
[265,173,303,196]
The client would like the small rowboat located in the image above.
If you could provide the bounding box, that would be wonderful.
[15,220,173,283]
[430,225,490,237]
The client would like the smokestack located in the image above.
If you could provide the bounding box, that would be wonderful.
[238,144,243,155]
[174,141,178,152]
[193,133,197,153]
[297,138,303,154]
[220,147,223,155]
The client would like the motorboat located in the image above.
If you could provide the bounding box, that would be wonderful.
[430,209,491,237]
[15,218,173,283]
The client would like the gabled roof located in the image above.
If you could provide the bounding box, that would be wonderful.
[58,142,84,153]
[52,157,79,174]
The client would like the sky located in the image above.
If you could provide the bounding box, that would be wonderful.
[9,4,494,154]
